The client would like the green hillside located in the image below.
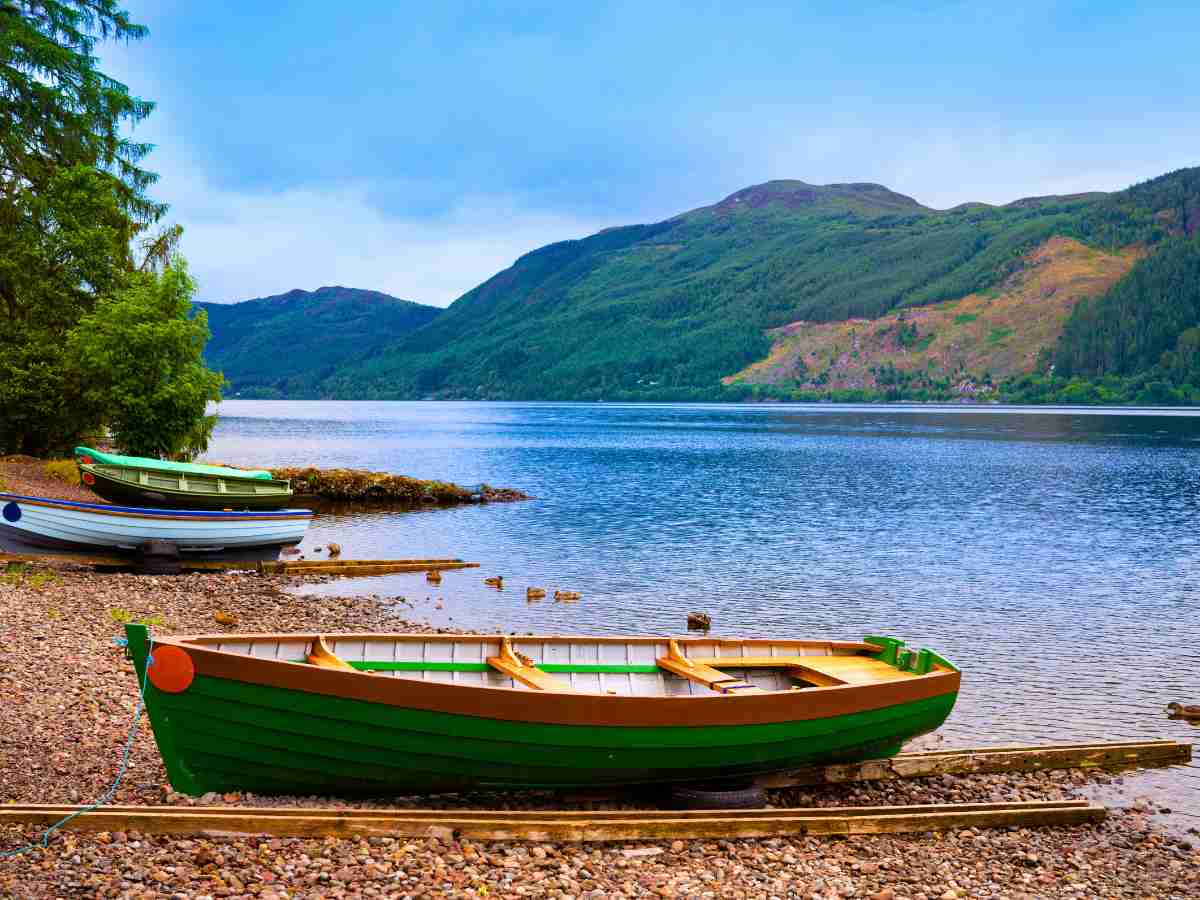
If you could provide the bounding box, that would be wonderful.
[195,287,439,397]
[319,175,1187,401]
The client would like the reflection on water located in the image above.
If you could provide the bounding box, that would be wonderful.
[208,401,1200,823]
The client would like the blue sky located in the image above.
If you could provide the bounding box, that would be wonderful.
[100,1,1200,306]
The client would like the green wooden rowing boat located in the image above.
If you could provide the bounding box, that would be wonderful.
[78,461,293,511]
[125,626,960,796]
[74,447,273,481]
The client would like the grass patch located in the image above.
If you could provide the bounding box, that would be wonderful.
[988,327,1015,344]
[915,333,936,351]
[108,608,165,627]
[43,458,78,483]
[26,571,60,588]
[954,313,979,324]
[3,563,60,589]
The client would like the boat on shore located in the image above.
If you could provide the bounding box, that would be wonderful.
[124,626,959,796]
[77,461,294,511]
[0,493,311,553]
[74,446,273,481]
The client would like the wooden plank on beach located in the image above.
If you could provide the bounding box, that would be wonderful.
[0,800,1104,841]
[274,558,467,569]
[264,560,481,576]
[757,739,1192,788]
[2,552,479,576]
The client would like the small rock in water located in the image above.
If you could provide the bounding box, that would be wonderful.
[687,611,711,630]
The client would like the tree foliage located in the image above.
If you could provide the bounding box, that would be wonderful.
[0,2,221,456]
[1056,237,1200,378]
[68,261,223,457]
[0,0,160,221]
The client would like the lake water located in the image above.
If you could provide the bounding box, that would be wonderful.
[207,400,1200,828]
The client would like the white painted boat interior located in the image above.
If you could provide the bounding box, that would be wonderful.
[205,636,875,696]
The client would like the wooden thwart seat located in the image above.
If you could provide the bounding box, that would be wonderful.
[487,637,573,692]
[688,654,921,686]
[656,641,766,694]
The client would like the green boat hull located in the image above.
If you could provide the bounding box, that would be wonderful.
[127,629,957,797]
[81,462,293,511]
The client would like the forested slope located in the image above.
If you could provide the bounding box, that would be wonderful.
[212,168,1200,404]
[196,287,439,397]
[320,180,1114,400]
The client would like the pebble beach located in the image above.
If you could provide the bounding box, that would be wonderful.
[1,461,1197,898]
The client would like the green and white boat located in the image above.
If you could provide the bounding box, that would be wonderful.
[74,446,291,511]
[75,447,274,480]
[125,626,960,796]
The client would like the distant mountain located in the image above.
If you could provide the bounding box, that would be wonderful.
[195,286,439,397]
[318,174,1194,401]
[203,169,1200,404]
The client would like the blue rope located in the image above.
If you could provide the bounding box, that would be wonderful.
[0,634,155,859]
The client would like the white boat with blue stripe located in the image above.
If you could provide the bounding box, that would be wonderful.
[0,493,312,553]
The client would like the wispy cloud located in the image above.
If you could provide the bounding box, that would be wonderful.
[98,1,1200,306]
[161,163,626,306]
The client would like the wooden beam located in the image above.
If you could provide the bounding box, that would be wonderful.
[757,739,1193,788]
[273,558,465,569]
[656,640,765,694]
[487,637,573,692]
[263,561,480,576]
[0,800,1104,841]
[1,553,479,576]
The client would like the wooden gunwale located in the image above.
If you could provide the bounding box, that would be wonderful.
[175,632,884,651]
[0,494,311,521]
[0,800,1104,840]
[158,634,960,728]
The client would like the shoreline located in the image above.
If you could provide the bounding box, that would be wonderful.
[0,565,1195,897]
[1,454,532,509]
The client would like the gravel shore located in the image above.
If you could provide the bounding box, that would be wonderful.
[0,454,96,503]
[0,564,1195,898]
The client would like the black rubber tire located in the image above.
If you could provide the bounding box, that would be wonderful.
[136,540,182,576]
[667,781,767,810]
